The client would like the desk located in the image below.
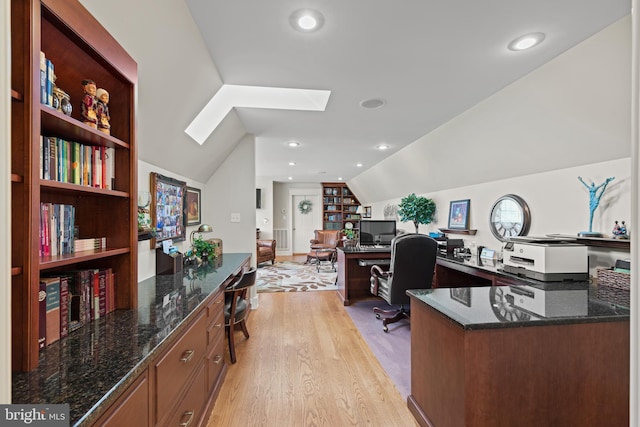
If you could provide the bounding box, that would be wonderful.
[407,286,630,427]
[336,247,391,305]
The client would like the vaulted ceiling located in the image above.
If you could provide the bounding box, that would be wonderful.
[81,0,630,184]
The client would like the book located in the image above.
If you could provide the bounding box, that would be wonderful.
[39,51,47,105]
[38,281,46,350]
[43,277,61,346]
[105,147,115,190]
[59,275,69,339]
[98,269,107,318]
[45,58,54,107]
[92,268,100,320]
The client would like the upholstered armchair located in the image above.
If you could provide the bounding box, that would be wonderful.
[256,239,276,265]
[309,229,340,249]
[370,233,438,332]
[306,230,340,268]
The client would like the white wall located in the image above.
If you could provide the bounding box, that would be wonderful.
[255,177,274,239]
[137,160,206,281]
[367,157,630,275]
[1,0,11,404]
[349,16,631,203]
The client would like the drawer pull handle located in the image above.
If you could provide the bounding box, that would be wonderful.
[179,410,195,427]
[215,299,222,304]
[213,354,223,364]
[180,350,195,363]
[215,323,222,329]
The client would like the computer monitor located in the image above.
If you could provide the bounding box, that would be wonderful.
[359,220,397,246]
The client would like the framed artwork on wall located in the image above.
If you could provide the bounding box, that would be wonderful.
[448,199,470,229]
[150,172,187,247]
[186,187,201,226]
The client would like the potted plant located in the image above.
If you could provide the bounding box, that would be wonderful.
[192,236,217,263]
[342,228,357,246]
[398,193,436,233]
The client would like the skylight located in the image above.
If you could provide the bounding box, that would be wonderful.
[185,85,331,145]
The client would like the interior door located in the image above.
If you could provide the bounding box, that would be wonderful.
[292,195,321,254]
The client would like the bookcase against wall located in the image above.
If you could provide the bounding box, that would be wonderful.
[322,183,361,232]
[11,0,138,371]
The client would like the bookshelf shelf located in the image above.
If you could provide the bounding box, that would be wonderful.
[439,228,478,236]
[546,234,630,250]
[11,0,138,371]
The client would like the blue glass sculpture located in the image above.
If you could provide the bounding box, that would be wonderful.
[577,176,615,237]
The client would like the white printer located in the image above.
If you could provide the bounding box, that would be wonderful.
[502,236,588,281]
[503,285,588,317]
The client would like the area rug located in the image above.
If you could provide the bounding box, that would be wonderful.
[256,261,338,292]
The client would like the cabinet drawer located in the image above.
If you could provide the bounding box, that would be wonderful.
[155,311,207,421]
[167,363,207,427]
[206,288,224,321]
[93,370,149,427]
[207,309,224,347]
[207,332,226,393]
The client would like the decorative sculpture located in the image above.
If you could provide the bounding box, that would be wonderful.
[577,176,615,237]
[96,88,111,134]
[80,79,98,128]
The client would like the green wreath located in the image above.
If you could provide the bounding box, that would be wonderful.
[298,199,312,214]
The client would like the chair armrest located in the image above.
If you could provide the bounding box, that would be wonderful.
[257,239,276,249]
[370,265,391,279]
[310,239,320,244]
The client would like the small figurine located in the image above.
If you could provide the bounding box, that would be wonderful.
[577,176,615,237]
[612,220,629,239]
[96,88,111,135]
[80,79,98,128]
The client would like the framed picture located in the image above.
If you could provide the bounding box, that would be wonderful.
[448,199,470,229]
[186,187,202,226]
[150,172,187,247]
[450,288,471,307]
[363,206,372,218]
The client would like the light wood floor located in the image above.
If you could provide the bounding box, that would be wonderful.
[206,263,417,426]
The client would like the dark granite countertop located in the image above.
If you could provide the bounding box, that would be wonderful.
[12,253,250,426]
[408,281,630,330]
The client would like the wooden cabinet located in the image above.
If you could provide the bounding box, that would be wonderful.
[322,182,361,232]
[10,0,138,371]
[94,370,150,427]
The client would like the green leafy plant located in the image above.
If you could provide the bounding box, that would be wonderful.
[192,236,216,261]
[398,193,436,233]
[343,228,356,239]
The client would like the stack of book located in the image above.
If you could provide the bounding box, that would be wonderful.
[39,268,116,349]
[74,237,107,253]
[39,51,54,108]
[40,136,115,190]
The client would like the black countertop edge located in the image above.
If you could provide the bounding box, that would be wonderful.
[12,253,251,427]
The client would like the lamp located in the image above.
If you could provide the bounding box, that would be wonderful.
[190,223,213,245]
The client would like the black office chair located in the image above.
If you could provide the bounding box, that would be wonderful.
[370,233,438,332]
[225,268,256,363]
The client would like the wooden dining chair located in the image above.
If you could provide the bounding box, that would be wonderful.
[225,268,257,363]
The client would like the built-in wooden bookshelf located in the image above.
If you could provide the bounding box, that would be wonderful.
[322,183,361,232]
[10,0,138,371]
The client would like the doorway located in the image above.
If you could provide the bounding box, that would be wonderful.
[289,190,322,254]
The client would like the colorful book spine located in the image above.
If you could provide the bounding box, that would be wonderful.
[38,281,46,350]
[40,51,47,105]
[59,275,69,339]
[45,58,54,107]
[44,277,61,346]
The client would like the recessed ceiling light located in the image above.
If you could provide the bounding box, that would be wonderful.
[376,144,390,150]
[508,32,545,51]
[337,177,343,181]
[288,162,296,166]
[288,141,300,147]
[290,9,324,33]
[356,163,363,168]
[288,176,293,180]
[360,98,385,109]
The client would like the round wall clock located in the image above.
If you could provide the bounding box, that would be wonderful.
[489,194,531,241]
